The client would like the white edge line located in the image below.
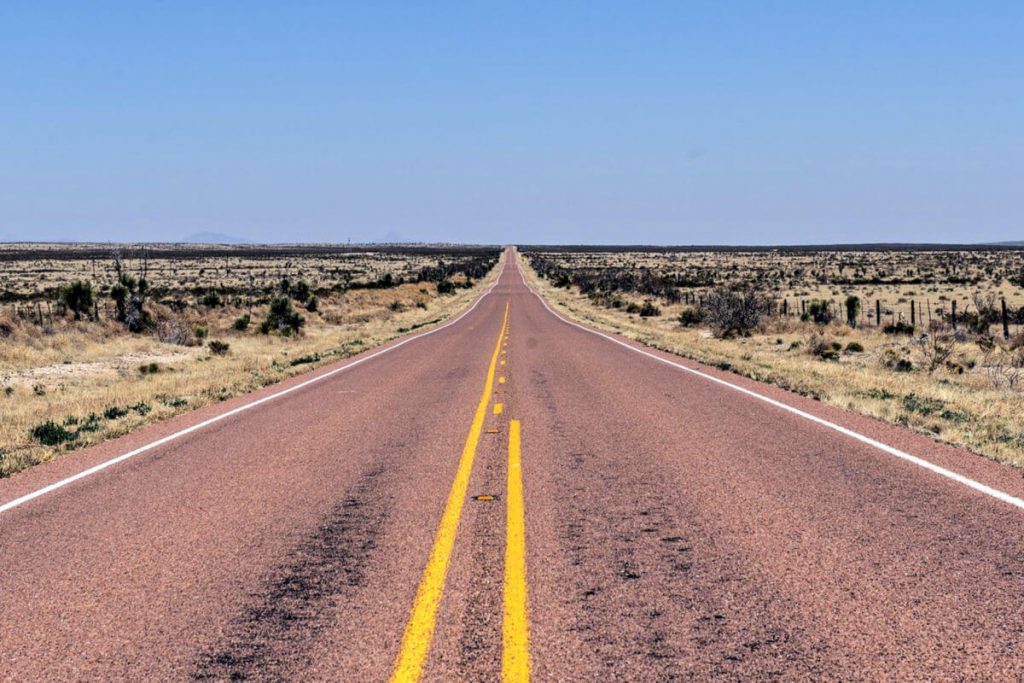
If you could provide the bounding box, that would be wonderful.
[516,257,1024,511]
[0,261,508,515]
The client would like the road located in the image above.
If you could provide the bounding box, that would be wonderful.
[4,247,1024,680]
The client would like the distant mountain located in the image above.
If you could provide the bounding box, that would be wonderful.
[987,241,1024,247]
[183,231,251,244]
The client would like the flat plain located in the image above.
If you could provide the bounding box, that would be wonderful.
[0,243,500,476]
[521,246,1024,467]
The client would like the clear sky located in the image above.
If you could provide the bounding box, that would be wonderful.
[1,2,1021,245]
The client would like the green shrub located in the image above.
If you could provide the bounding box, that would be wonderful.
[305,296,319,312]
[863,388,896,400]
[193,325,209,340]
[208,340,230,355]
[292,280,313,303]
[806,332,834,359]
[678,307,703,326]
[290,353,321,367]
[845,341,865,353]
[61,280,95,321]
[262,297,305,335]
[639,301,661,317]
[76,414,102,433]
[130,401,152,416]
[700,287,770,338]
[31,421,77,446]
[200,291,223,307]
[233,314,251,331]
[883,321,915,335]
[881,349,914,372]
[802,300,834,325]
[104,405,129,420]
[437,279,456,295]
[901,393,945,416]
[139,362,160,375]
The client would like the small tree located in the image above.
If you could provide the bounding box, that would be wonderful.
[261,297,305,335]
[845,295,860,328]
[61,281,94,321]
[292,280,313,304]
[111,251,150,332]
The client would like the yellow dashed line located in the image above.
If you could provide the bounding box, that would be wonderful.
[494,403,504,415]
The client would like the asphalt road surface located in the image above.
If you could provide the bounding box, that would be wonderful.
[5,248,1024,681]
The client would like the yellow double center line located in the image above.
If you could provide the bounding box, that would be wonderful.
[390,301,513,681]
[503,418,529,681]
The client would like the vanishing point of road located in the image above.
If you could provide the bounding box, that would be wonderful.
[4,248,1024,681]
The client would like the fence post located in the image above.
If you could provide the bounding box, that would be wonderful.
[876,299,881,327]
[952,300,957,329]
[1003,298,1010,339]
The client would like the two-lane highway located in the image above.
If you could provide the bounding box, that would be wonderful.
[4,248,1024,680]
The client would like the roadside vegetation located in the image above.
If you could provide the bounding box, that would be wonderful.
[520,247,1024,467]
[0,244,500,477]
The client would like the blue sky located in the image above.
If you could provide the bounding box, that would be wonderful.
[1,1,1020,245]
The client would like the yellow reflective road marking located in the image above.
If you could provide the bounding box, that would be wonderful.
[494,403,504,415]
[390,301,510,682]
[499,376,506,384]
[503,419,530,681]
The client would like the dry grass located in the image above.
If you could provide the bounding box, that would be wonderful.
[519,251,1024,468]
[527,248,1024,327]
[0,249,501,477]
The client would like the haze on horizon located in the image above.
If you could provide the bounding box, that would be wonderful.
[1,2,1021,246]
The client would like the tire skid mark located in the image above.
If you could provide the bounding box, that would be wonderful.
[528,364,840,680]
[193,463,391,682]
